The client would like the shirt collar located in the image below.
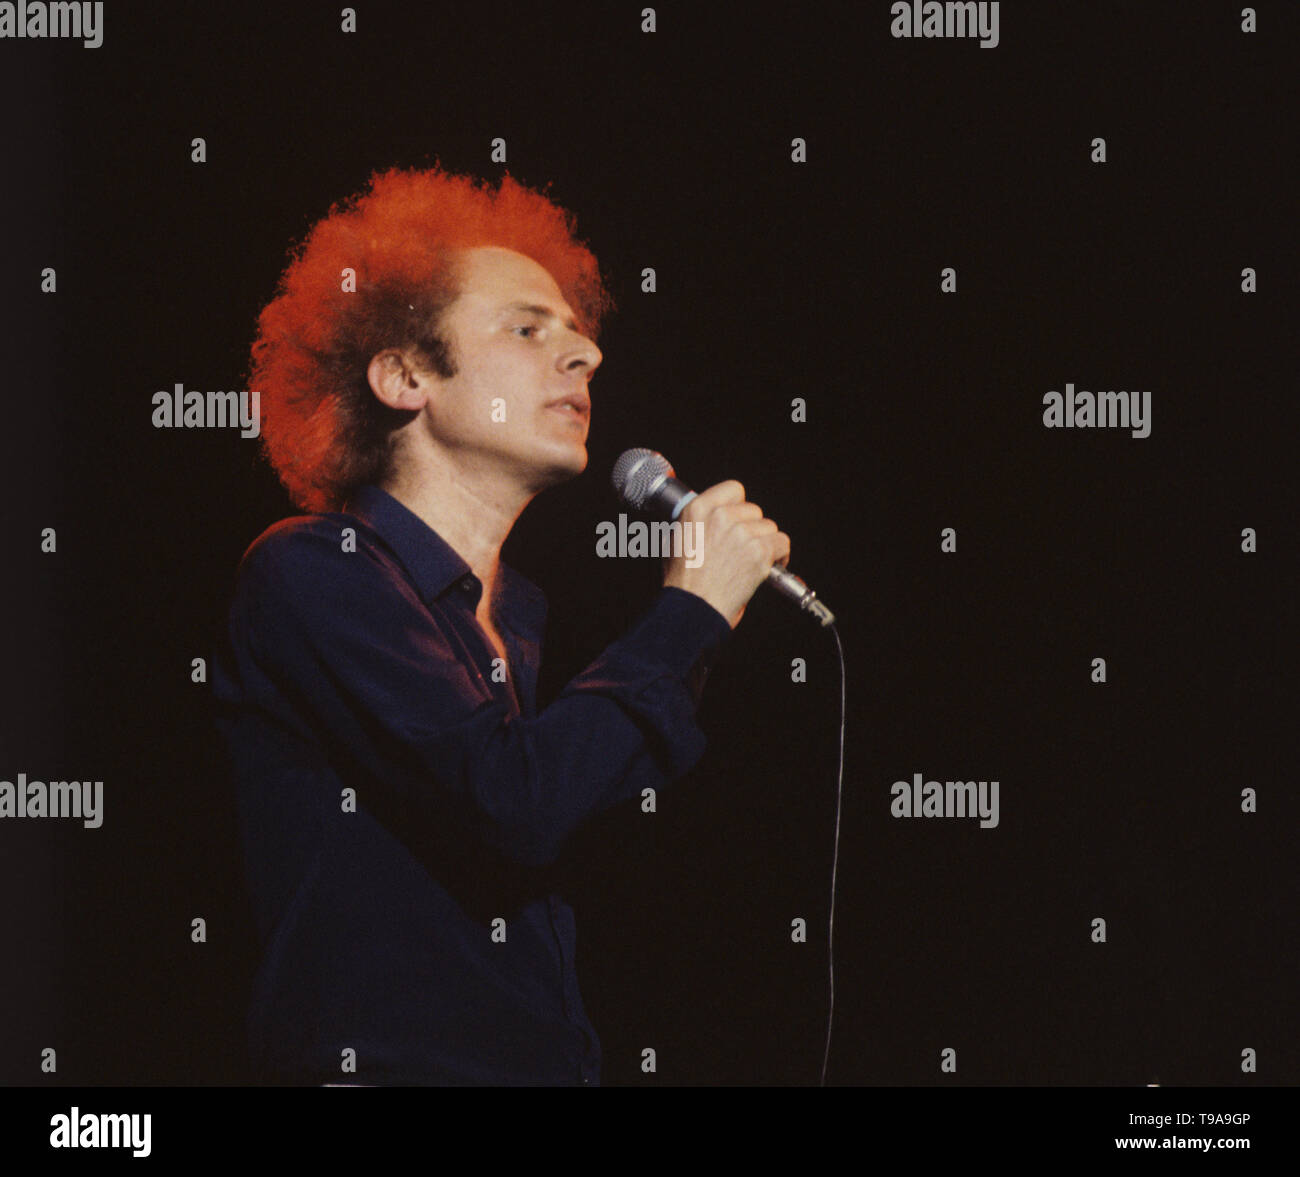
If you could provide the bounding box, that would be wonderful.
[342,484,547,639]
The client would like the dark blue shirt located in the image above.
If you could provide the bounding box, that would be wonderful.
[211,483,731,1085]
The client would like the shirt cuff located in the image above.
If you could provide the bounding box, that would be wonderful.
[618,586,732,681]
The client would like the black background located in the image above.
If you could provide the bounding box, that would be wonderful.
[1,0,1294,1087]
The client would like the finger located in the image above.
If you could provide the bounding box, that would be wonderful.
[694,479,745,508]
[719,502,764,523]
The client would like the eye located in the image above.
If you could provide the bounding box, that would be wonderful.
[513,325,538,339]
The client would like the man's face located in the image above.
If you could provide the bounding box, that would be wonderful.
[416,245,602,492]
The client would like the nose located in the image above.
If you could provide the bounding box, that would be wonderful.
[558,331,602,379]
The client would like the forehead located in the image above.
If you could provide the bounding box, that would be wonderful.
[451,246,571,315]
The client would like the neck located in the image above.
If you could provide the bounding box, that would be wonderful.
[379,453,533,624]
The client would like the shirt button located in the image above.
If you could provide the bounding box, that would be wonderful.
[459,575,475,592]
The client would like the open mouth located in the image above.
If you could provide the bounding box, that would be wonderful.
[547,401,589,421]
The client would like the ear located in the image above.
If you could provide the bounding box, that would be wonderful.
[367,349,434,411]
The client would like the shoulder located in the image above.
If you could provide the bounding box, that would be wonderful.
[234,511,400,595]
[226,512,429,656]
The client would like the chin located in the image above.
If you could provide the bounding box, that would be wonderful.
[556,447,588,481]
[529,442,587,490]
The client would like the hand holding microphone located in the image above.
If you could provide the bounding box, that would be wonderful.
[612,448,836,628]
[664,479,789,629]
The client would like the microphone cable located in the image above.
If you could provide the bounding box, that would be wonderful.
[820,620,846,1087]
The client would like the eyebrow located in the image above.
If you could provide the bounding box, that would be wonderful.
[501,301,581,334]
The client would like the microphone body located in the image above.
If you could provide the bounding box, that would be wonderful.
[612,448,836,627]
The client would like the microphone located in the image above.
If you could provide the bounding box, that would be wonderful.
[611,447,836,627]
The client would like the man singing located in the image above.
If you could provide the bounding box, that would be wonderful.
[212,165,790,1085]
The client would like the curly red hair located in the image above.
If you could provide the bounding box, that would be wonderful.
[248,164,614,513]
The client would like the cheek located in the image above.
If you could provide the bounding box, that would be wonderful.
[452,366,511,421]
[445,353,542,436]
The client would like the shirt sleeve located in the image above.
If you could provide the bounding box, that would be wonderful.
[224,524,732,867]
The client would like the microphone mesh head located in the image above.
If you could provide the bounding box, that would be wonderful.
[612,448,672,509]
